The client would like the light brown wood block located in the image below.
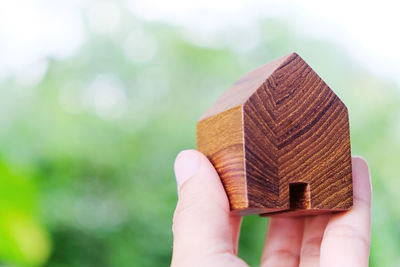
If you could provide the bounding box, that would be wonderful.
[197,52,353,216]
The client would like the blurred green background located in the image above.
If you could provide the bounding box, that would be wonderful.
[0,1,399,266]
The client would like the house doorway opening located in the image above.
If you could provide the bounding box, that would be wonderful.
[289,182,311,209]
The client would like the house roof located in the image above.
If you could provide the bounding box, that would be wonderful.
[199,52,297,120]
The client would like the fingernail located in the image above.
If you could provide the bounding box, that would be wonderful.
[174,150,201,191]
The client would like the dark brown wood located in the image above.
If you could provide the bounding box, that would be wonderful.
[197,52,353,216]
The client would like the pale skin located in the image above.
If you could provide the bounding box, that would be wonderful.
[172,150,371,267]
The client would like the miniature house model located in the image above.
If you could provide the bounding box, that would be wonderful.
[197,53,353,216]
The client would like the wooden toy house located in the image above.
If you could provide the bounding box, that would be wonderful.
[197,53,353,216]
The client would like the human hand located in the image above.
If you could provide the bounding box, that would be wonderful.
[171,150,371,267]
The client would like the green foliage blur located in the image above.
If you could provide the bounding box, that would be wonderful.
[0,8,399,267]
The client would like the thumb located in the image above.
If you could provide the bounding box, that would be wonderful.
[171,150,242,265]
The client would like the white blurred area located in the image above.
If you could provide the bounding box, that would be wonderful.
[0,0,85,85]
[130,0,400,85]
[0,0,399,86]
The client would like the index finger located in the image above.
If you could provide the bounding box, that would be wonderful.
[320,156,371,267]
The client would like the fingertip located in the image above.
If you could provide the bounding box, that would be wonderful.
[175,149,226,202]
[351,156,372,205]
[174,150,201,172]
[174,150,202,191]
[352,156,369,174]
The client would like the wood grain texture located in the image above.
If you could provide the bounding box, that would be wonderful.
[197,52,353,216]
[197,106,248,210]
[200,54,292,121]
